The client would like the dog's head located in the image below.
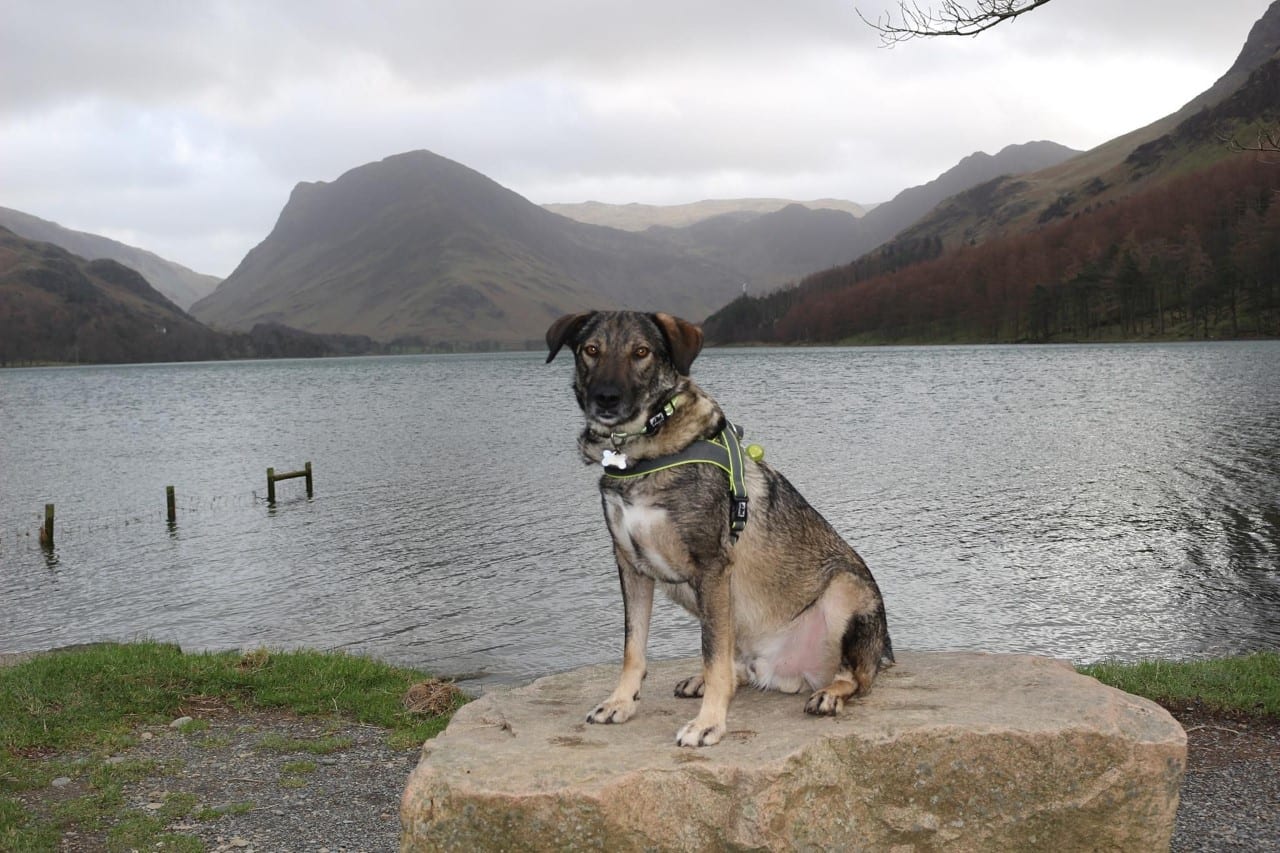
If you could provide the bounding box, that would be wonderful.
[545,310,703,428]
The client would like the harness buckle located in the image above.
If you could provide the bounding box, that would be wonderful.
[646,399,677,433]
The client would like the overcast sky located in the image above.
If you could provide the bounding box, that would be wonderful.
[0,0,1269,277]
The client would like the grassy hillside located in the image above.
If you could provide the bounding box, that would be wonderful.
[705,155,1280,345]
[0,206,220,311]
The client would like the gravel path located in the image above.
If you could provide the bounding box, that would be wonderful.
[13,706,417,852]
[1169,704,1280,853]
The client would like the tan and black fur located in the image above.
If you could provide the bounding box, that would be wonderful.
[546,310,892,747]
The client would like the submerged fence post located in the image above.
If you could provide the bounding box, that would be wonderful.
[41,503,54,547]
[266,462,312,505]
[166,486,176,525]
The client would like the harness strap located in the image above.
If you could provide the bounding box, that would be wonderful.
[603,419,751,541]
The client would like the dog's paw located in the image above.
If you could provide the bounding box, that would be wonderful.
[803,688,845,716]
[586,697,636,725]
[673,675,705,698]
[675,716,725,747]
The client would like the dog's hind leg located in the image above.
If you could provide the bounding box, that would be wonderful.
[676,565,735,747]
[676,658,756,698]
[587,559,654,725]
[805,591,890,717]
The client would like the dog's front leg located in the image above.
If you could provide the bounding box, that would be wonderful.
[676,567,734,747]
[587,557,654,725]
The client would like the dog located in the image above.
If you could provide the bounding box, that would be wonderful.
[546,310,892,747]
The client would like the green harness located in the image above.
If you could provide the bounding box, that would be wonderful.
[601,414,757,541]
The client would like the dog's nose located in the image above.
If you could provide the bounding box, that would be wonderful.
[592,386,622,412]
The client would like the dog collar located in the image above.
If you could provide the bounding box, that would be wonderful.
[600,392,686,450]
[602,419,758,542]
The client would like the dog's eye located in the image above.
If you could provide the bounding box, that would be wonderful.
[633,346,650,359]
[583,344,600,357]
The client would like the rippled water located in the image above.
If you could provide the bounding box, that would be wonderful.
[2,343,1277,685]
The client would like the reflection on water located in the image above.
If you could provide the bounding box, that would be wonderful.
[1,342,1277,685]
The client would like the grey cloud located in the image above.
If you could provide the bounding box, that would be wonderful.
[0,0,1268,275]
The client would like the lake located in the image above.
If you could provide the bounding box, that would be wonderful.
[2,343,1278,687]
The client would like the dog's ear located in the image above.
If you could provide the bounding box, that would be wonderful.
[650,312,703,376]
[545,311,596,363]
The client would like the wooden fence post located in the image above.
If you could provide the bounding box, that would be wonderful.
[41,503,54,547]
[266,462,312,504]
[166,486,176,525]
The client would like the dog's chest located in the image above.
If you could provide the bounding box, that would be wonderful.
[601,491,691,584]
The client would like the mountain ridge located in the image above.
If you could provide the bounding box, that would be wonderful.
[191,150,755,345]
[191,139,1079,344]
[0,226,385,365]
[0,206,220,311]
[544,197,873,231]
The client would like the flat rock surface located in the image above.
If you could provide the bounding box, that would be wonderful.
[402,652,1186,852]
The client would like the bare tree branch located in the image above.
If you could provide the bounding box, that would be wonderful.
[858,0,1056,45]
[1218,128,1280,164]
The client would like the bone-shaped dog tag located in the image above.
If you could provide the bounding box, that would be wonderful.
[601,449,629,470]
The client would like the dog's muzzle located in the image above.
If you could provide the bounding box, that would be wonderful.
[587,382,633,425]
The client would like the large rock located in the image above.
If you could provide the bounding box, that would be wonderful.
[401,652,1185,851]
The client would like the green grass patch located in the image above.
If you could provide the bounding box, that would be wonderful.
[194,801,254,822]
[1,794,60,850]
[1080,651,1280,716]
[280,760,317,776]
[0,641,465,758]
[175,718,209,735]
[256,733,352,755]
[0,641,466,850]
[106,811,203,852]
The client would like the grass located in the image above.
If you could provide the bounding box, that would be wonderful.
[0,641,467,851]
[0,641,463,758]
[1079,651,1280,716]
[194,801,255,822]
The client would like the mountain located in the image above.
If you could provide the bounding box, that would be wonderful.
[191,141,1078,347]
[0,227,383,365]
[0,226,227,364]
[543,198,872,231]
[703,2,1280,346]
[0,206,220,310]
[643,204,866,292]
[190,151,746,347]
[890,2,1280,250]
[641,141,1080,293]
[847,140,1082,256]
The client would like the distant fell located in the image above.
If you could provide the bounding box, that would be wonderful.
[190,141,1085,345]
[0,206,220,310]
[190,150,747,347]
[544,198,872,231]
[849,140,1081,256]
[0,227,383,365]
[632,141,1080,293]
[0,226,225,364]
[643,204,865,293]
